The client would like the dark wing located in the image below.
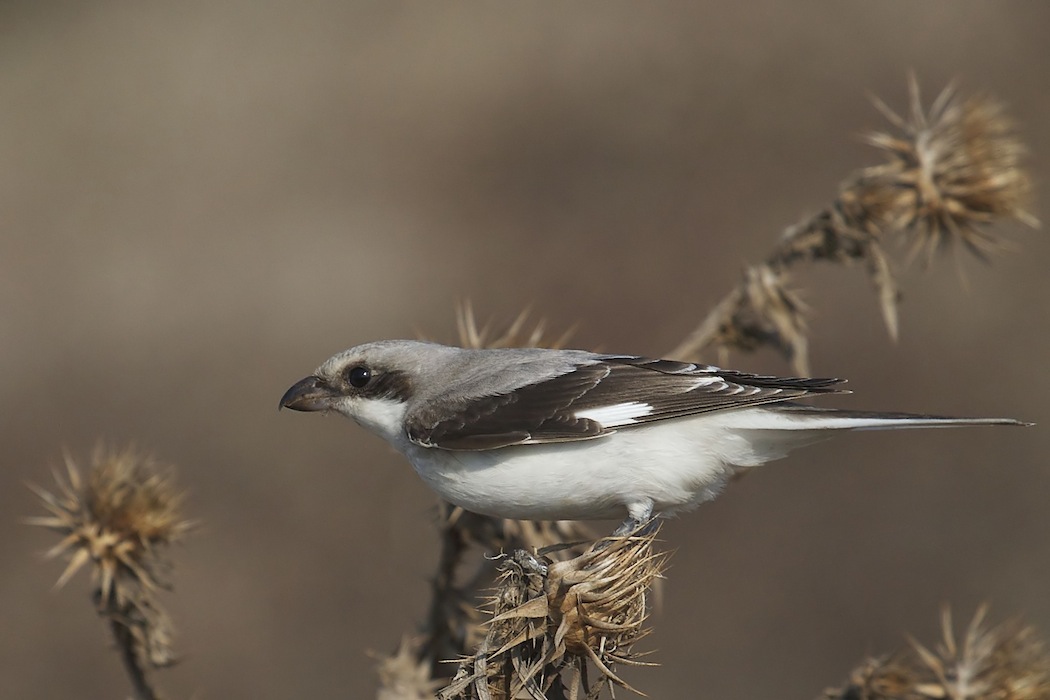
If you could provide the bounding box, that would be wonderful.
[406,356,846,451]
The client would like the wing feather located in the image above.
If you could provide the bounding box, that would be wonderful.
[406,355,846,450]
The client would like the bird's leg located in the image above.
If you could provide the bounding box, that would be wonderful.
[610,500,654,537]
[595,501,658,549]
[610,517,644,538]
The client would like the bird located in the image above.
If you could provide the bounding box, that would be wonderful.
[279,339,1026,535]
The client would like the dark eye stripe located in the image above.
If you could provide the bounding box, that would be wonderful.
[343,366,412,402]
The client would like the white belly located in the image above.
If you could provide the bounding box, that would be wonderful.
[400,413,765,521]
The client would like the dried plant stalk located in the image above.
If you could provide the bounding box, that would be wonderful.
[27,446,191,700]
[822,606,1050,700]
[672,76,1036,373]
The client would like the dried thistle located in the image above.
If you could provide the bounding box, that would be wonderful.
[456,300,578,351]
[375,637,444,700]
[823,606,1050,700]
[440,525,667,699]
[27,446,191,700]
[673,77,1036,373]
[417,494,597,686]
[674,264,810,374]
[860,77,1037,266]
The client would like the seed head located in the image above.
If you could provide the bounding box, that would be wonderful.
[823,606,1050,700]
[27,446,190,602]
[858,77,1037,265]
[440,524,667,698]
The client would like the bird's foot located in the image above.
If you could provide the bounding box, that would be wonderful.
[594,515,660,550]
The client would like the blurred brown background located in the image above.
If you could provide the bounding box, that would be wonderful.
[3,2,1048,698]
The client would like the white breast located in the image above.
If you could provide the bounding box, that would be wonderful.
[398,411,773,521]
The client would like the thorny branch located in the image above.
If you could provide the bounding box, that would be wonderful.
[670,76,1036,375]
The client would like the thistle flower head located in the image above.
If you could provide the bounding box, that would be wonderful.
[824,606,1050,700]
[28,445,191,690]
[440,524,667,698]
[858,77,1037,265]
[27,446,190,602]
[676,78,1034,370]
[545,529,666,680]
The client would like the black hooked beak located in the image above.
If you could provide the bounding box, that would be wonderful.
[279,376,339,412]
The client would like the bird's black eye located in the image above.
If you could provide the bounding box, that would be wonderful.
[347,366,372,389]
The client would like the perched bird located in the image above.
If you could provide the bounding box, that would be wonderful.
[280,340,1025,535]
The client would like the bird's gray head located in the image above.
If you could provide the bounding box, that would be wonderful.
[279,340,456,442]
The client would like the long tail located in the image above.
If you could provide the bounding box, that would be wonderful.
[721,405,1029,466]
[753,405,1030,431]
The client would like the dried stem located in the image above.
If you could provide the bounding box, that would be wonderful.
[112,610,163,700]
[424,503,482,675]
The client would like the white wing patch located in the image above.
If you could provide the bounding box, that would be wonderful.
[575,401,654,427]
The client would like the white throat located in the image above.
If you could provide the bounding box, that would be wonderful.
[339,397,411,450]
